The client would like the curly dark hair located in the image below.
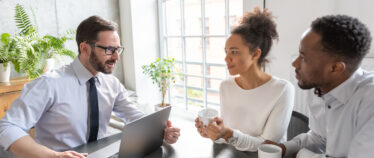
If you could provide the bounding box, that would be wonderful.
[76,16,118,54]
[231,7,278,69]
[311,15,372,72]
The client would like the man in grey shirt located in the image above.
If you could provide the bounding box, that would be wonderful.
[264,15,374,157]
[0,16,180,158]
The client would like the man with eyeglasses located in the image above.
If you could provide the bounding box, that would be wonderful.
[0,16,181,158]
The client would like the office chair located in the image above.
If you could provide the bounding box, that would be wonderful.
[287,111,310,140]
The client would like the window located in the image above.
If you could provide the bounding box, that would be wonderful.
[158,0,243,112]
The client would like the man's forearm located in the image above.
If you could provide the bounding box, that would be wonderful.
[9,135,56,158]
[283,131,326,158]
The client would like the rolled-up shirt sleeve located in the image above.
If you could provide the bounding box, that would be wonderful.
[283,130,326,158]
[112,84,144,123]
[0,77,52,150]
[296,148,326,158]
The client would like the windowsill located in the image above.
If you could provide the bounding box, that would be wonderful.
[170,106,198,122]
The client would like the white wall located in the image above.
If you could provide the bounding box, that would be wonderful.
[243,0,264,12]
[119,0,161,105]
[333,0,374,57]
[254,0,374,114]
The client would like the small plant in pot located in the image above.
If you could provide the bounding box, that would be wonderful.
[0,33,17,82]
[142,57,176,110]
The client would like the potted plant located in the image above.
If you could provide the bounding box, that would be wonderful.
[12,4,76,79]
[0,33,26,82]
[35,32,76,73]
[142,57,176,110]
[0,33,15,82]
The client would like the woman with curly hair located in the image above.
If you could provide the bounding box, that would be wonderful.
[195,7,294,151]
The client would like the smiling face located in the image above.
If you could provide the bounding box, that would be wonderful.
[292,30,336,90]
[87,31,120,74]
[224,34,258,76]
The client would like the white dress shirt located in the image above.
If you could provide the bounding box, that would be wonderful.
[0,58,144,151]
[216,76,295,151]
[284,68,374,158]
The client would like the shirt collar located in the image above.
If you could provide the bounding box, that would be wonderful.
[323,68,364,105]
[72,57,103,85]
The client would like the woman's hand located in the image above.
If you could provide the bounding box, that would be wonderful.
[195,117,209,138]
[206,117,233,141]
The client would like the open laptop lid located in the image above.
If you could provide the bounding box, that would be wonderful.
[118,106,172,158]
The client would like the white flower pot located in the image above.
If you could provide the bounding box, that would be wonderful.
[43,58,55,73]
[0,63,11,82]
[155,103,170,112]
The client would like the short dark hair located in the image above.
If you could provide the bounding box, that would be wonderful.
[311,15,372,72]
[231,7,278,69]
[76,16,118,54]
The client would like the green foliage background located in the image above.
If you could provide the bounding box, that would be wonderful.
[0,4,76,79]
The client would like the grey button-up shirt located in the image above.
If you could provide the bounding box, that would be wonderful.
[284,68,374,158]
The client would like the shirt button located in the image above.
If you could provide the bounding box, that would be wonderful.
[327,105,331,109]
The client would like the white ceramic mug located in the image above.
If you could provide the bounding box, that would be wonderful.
[198,108,218,126]
[258,144,282,158]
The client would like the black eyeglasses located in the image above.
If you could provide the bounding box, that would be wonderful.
[88,42,124,55]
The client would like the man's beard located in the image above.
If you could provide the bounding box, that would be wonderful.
[298,82,315,90]
[89,50,115,74]
[296,70,317,90]
[297,77,323,97]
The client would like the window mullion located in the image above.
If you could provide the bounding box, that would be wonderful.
[225,0,230,79]
[201,0,208,108]
[158,0,164,57]
[180,0,188,110]
[225,0,229,36]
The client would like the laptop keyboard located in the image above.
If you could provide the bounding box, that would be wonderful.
[107,152,119,158]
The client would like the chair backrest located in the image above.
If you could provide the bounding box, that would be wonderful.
[287,111,309,140]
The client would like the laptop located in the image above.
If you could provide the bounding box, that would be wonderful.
[87,106,172,158]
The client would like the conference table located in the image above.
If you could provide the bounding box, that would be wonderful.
[0,133,258,158]
[0,117,259,158]
[75,133,258,158]
[79,115,258,158]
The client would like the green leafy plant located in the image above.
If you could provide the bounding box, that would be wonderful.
[0,33,26,74]
[142,57,176,107]
[15,4,37,36]
[0,33,12,66]
[11,4,76,79]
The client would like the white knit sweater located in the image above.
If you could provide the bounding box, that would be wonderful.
[216,76,294,151]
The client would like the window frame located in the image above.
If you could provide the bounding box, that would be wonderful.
[158,0,253,110]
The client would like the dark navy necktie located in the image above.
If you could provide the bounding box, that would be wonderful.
[88,77,99,142]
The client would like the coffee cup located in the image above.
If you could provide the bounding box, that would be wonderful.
[258,144,282,158]
[198,108,218,126]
